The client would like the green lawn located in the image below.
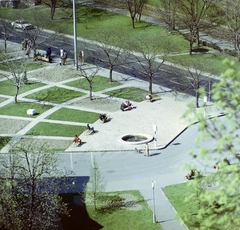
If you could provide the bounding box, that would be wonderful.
[26,122,86,137]
[46,108,99,123]
[0,137,11,149]
[0,80,46,96]
[60,190,161,230]
[104,87,148,102]
[0,61,46,72]
[25,86,85,104]
[0,101,52,117]
[65,75,122,92]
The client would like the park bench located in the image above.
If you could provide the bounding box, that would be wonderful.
[35,53,52,63]
[146,94,161,102]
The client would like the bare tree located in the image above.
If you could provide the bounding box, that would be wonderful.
[1,57,28,103]
[77,65,100,100]
[177,59,211,108]
[86,29,128,82]
[0,19,12,53]
[0,142,70,230]
[83,156,106,211]
[127,34,171,94]
[175,0,214,54]
[125,0,148,29]
[43,0,71,20]
[156,0,177,32]
[216,0,240,60]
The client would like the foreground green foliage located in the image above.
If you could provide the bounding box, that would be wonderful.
[0,137,11,149]
[181,59,240,229]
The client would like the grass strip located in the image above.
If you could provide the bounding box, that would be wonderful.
[0,101,52,117]
[26,122,86,137]
[104,87,148,102]
[65,75,122,92]
[46,108,99,123]
[25,86,85,104]
[0,80,46,96]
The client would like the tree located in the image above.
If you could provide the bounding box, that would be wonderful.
[127,34,172,94]
[0,142,70,230]
[84,156,106,211]
[1,57,28,103]
[174,59,211,108]
[183,59,240,229]
[0,19,12,53]
[44,0,71,20]
[174,0,214,54]
[216,0,240,60]
[156,0,177,32]
[86,29,128,82]
[125,0,148,29]
[77,65,100,100]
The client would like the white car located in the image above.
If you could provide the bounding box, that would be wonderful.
[11,20,34,30]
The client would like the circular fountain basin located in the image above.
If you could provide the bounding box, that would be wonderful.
[118,133,153,145]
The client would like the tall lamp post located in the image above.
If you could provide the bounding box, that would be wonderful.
[73,0,78,70]
[152,180,156,223]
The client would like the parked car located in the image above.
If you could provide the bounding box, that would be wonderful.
[11,20,34,30]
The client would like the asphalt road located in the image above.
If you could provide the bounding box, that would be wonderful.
[1,24,219,100]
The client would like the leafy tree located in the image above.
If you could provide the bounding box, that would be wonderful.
[84,156,106,211]
[0,142,70,230]
[183,59,240,229]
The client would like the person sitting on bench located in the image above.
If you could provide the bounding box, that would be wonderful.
[99,114,107,123]
[86,124,95,133]
[73,135,82,146]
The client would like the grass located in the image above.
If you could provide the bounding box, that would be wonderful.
[26,122,86,137]
[0,101,52,117]
[46,108,99,123]
[25,86,85,104]
[0,137,11,149]
[65,75,122,92]
[104,87,148,102]
[0,61,46,72]
[166,53,240,76]
[60,190,161,230]
[0,80,46,96]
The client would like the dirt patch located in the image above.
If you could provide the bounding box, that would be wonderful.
[11,138,71,152]
[120,193,142,211]
[72,97,121,112]
[29,65,79,82]
[0,119,30,134]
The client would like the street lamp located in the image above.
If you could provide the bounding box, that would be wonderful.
[151,180,156,223]
[73,0,78,70]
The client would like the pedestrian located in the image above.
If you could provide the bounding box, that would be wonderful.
[25,39,32,58]
[46,46,52,62]
[60,48,67,65]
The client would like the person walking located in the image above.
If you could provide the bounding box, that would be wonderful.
[46,46,52,62]
[60,48,67,65]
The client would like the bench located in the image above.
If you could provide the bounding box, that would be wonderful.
[146,94,161,102]
[35,54,52,63]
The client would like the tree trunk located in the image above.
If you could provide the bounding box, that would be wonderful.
[131,16,135,29]
[148,75,153,94]
[89,84,93,100]
[14,86,19,103]
[109,66,113,82]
